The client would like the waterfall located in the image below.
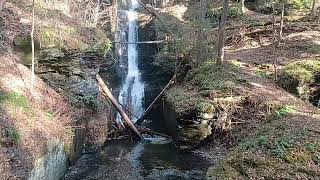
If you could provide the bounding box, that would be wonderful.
[117,0,145,123]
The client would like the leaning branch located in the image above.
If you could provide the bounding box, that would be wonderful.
[135,75,176,125]
[96,74,144,140]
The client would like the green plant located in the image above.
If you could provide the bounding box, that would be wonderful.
[46,111,54,121]
[0,92,35,117]
[275,106,296,118]
[196,101,215,114]
[272,139,292,158]
[314,153,320,164]
[5,127,22,143]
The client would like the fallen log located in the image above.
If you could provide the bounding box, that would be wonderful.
[135,75,176,125]
[138,128,172,139]
[96,74,144,140]
[112,40,165,44]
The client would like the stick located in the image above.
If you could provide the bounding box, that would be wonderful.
[138,128,172,139]
[112,40,165,44]
[135,75,176,125]
[96,74,144,140]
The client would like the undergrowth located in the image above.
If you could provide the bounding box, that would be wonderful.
[278,59,320,101]
[0,92,35,118]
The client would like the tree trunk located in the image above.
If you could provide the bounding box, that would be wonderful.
[272,3,277,81]
[279,0,285,41]
[0,0,5,11]
[217,0,228,65]
[96,75,144,140]
[196,0,208,63]
[312,0,316,16]
[241,0,245,14]
[93,0,101,27]
[30,0,35,93]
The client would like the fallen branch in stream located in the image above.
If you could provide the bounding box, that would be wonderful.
[112,40,165,44]
[96,74,144,140]
[138,128,172,139]
[135,75,176,125]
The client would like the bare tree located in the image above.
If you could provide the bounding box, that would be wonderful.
[93,0,101,27]
[0,0,5,11]
[30,0,35,93]
[279,0,285,41]
[272,3,277,81]
[217,0,228,65]
[241,0,245,14]
[311,0,319,16]
[196,0,208,63]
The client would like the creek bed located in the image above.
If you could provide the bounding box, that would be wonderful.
[64,135,210,180]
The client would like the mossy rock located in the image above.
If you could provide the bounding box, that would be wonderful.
[278,59,320,100]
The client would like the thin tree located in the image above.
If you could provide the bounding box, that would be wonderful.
[30,0,35,93]
[272,3,278,81]
[93,0,101,27]
[279,0,285,41]
[241,0,245,14]
[217,0,228,65]
[196,0,208,63]
[0,0,5,11]
[311,0,319,16]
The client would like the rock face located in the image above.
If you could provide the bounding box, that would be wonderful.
[36,48,102,108]
[28,140,67,180]
[162,99,214,150]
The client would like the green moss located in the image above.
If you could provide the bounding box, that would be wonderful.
[186,62,239,92]
[196,101,215,114]
[278,59,320,99]
[0,92,35,117]
[1,127,22,143]
[207,4,244,25]
[46,111,54,121]
[275,105,296,118]
[306,44,320,54]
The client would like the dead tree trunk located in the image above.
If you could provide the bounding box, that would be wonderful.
[279,0,285,41]
[0,0,5,11]
[311,0,319,16]
[272,3,278,81]
[241,0,245,14]
[196,0,208,63]
[217,0,228,65]
[96,75,144,140]
[30,0,35,93]
[93,0,101,27]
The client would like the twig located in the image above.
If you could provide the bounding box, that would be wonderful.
[135,75,176,125]
[138,128,172,139]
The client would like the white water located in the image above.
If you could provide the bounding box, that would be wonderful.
[117,0,145,123]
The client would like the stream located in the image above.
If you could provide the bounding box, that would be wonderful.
[64,0,211,179]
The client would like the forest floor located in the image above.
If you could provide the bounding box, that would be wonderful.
[149,1,320,179]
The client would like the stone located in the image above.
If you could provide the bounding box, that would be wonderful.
[28,139,67,180]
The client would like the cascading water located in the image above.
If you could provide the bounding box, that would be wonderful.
[64,1,210,179]
[117,0,145,123]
